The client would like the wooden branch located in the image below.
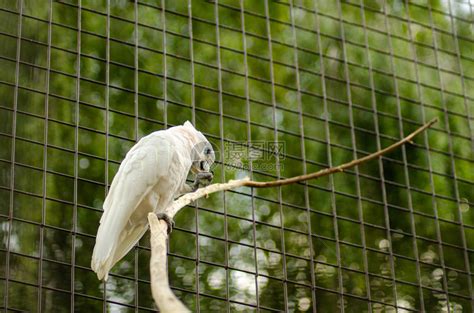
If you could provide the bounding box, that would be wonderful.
[148,117,437,311]
[159,117,438,217]
[148,213,190,313]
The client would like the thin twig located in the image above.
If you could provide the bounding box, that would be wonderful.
[243,117,438,188]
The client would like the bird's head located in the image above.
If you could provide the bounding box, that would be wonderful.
[183,121,215,174]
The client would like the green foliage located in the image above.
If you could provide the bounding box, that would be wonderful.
[0,0,472,312]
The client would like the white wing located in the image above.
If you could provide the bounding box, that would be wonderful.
[91,135,171,280]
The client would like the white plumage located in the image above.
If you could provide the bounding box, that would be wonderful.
[91,121,214,280]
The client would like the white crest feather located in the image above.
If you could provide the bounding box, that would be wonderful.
[183,120,195,129]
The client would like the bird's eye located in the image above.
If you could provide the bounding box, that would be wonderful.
[204,147,211,155]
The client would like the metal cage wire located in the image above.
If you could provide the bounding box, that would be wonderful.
[0,0,473,312]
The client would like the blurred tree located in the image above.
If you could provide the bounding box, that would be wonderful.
[0,0,472,312]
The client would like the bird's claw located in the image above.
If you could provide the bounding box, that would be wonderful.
[155,213,174,234]
[193,171,213,191]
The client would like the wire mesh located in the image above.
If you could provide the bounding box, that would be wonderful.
[0,0,473,312]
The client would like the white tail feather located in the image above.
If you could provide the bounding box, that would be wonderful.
[91,222,149,280]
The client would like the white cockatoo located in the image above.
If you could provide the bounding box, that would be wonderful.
[91,121,214,280]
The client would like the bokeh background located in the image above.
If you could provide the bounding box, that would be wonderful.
[0,0,473,312]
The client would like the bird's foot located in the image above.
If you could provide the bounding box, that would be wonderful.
[193,171,214,191]
[155,213,175,234]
